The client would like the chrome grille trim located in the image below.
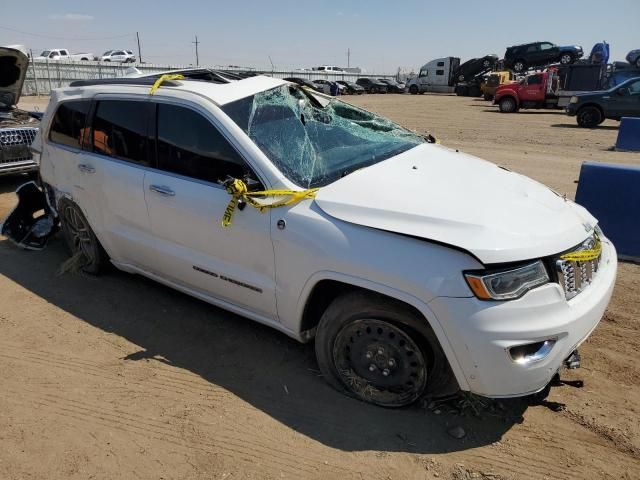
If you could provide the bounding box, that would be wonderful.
[0,127,38,165]
[555,233,601,300]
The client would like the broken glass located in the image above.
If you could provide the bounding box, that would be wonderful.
[222,85,425,188]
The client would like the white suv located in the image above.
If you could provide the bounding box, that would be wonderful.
[8,75,617,406]
[101,50,136,63]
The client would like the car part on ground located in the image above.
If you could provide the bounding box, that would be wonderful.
[0,45,40,176]
[7,74,616,406]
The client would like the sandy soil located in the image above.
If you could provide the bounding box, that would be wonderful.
[1,94,639,480]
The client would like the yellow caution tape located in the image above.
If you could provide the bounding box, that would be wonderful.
[222,178,318,227]
[560,234,602,262]
[149,74,184,95]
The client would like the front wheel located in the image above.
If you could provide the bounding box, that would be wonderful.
[409,85,418,95]
[315,292,449,407]
[576,106,602,128]
[499,96,517,113]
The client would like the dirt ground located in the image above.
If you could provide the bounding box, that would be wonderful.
[1,94,639,480]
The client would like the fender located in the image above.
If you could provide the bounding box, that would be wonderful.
[294,270,471,391]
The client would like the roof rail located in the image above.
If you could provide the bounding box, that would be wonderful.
[69,78,182,88]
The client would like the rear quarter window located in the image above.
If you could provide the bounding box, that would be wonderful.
[48,100,91,149]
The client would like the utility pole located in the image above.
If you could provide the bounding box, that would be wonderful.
[136,32,142,63]
[347,48,350,68]
[192,35,200,66]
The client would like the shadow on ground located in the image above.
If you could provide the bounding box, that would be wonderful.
[0,177,528,454]
[550,123,619,131]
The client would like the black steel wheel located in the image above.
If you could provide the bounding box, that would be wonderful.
[331,319,427,406]
[315,292,454,407]
[60,200,108,274]
[576,106,602,128]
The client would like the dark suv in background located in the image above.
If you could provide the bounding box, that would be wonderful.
[504,42,583,72]
[566,77,640,127]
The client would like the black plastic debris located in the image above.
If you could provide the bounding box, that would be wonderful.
[1,181,59,250]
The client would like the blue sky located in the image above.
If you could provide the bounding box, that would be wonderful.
[1,0,637,73]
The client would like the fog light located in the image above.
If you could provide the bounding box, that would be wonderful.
[509,339,556,365]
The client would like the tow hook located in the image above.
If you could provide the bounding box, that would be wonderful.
[564,350,581,369]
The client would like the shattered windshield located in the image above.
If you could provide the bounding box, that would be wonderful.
[222,85,425,188]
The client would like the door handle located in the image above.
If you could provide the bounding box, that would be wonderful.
[149,185,175,196]
[78,163,95,174]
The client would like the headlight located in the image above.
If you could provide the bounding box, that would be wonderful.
[464,260,549,300]
[569,96,579,104]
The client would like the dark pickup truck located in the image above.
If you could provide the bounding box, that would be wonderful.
[566,77,640,127]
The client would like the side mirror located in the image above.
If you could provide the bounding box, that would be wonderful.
[618,87,630,96]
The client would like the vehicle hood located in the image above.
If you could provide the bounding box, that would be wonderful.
[314,143,597,264]
[560,45,583,53]
[0,45,29,107]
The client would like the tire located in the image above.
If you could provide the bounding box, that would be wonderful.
[513,60,526,73]
[482,59,491,69]
[483,93,493,101]
[409,84,418,95]
[576,106,602,128]
[636,58,640,69]
[560,53,573,65]
[499,96,517,113]
[315,291,453,407]
[59,199,109,275]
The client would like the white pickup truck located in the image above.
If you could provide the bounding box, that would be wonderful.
[35,48,95,61]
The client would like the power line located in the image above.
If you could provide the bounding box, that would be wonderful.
[0,24,134,41]
[192,35,200,66]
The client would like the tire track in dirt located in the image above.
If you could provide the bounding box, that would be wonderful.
[3,388,341,478]
[0,345,360,477]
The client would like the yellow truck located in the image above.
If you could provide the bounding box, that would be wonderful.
[481,71,515,101]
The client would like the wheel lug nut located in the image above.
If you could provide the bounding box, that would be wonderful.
[388,359,396,367]
[382,369,390,376]
[369,364,377,372]
[377,348,384,355]
[365,351,373,359]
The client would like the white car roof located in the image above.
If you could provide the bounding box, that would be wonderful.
[60,75,288,107]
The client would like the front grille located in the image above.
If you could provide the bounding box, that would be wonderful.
[555,233,601,300]
[0,127,38,165]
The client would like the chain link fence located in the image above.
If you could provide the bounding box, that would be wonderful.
[23,60,397,96]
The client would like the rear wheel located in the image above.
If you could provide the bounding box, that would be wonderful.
[315,292,450,407]
[59,200,109,274]
[409,85,418,95]
[576,106,602,128]
[513,60,526,72]
[560,53,573,65]
[482,59,491,69]
[499,96,517,113]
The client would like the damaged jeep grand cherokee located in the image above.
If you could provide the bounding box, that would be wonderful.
[0,45,40,176]
[2,74,617,407]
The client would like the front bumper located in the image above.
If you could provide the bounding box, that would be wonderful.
[428,237,617,397]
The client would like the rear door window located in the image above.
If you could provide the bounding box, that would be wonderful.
[154,103,249,184]
[48,100,91,149]
[90,100,153,165]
